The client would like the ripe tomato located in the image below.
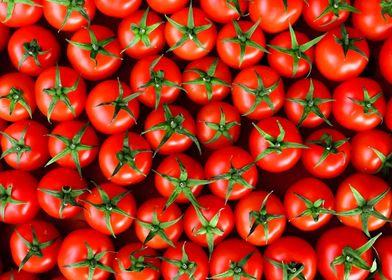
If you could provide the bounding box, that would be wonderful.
[200,0,248,23]
[249,116,306,172]
[95,0,141,18]
[284,177,335,231]
[302,128,350,178]
[263,236,317,280]
[315,25,369,81]
[216,20,266,69]
[0,73,36,122]
[67,25,122,81]
[0,270,38,280]
[58,229,115,280]
[117,9,165,59]
[232,65,285,120]
[0,0,42,27]
[205,146,258,202]
[210,238,263,280]
[386,98,392,131]
[86,79,139,134]
[249,0,303,33]
[10,220,61,273]
[37,167,88,219]
[0,23,10,52]
[7,25,60,76]
[1,120,49,171]
[336,173,392,236]
[146,0,188,14]
[374,235,392,280]
[134,197,183,250]
[332,77,386,131]
[35,65,87,123]
[0,170,39,224]
[379,35,392,84]
[196,102,241,149]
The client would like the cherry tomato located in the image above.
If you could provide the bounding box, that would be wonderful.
[0,270,38,280]
[386,98,392,131]
[95,0,141,18]
[379,35,392,84]
[374,235,392,280]
[0,0,42,27]
[146,0,188,14]
[200,0,248,23]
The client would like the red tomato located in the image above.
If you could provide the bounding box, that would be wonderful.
[0,0,42,27]
[232,65,285,120]
[0,23,10,52]
[374,235,392,280]
[95,0,141,18]
[146,0,188,14]
[387,98,392,131]
[284,177,335,231]
[0,270,38,280]
[332,77,386,131]
[379,35,392,84]
[200,0,248,23]
[10,220,61,273]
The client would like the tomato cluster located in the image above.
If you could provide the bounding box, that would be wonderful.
[0,0,392,279]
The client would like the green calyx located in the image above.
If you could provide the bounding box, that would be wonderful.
[293,193,336,222]
[0,126,32,165]
[160,243,197,280]
[47,0,90,31]
[1,0,42,23]
[210,251,256,280]
[334,24,368,60]
[18,39,49,70]
[117,247,158,273]
[308,133,348,168]
[314,0,359,27]
[349,87,383,119]
[0,184,26,221]
[0,87,32,118]
[266,257,306,280]
[370,147,392,177]
[380,0,392,21]
[226,0,243,16]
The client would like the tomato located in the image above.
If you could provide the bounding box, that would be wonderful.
[99,131,152,185]
[302,128,350,178]
[263,236,317,280]
[196,102,241,149]
[205,146,258,202]
[379,35,392,84]
[352,0,392,41]
[249,0,303,33]
[37,167,88,219]
[387,98,392,131]
[315,25,369,81]
[351,129,392,174]
[95,0,141,18]
[216,20,266,69]
[0,73,36,122]
[332,77,386,131]
[130,55,182,109]
[35,65,87,123]
[143,104,199,155]
[183,57,232,104]
[118,8,165,59]
[86,79,139,134]
[285,78,333,127]
[10,220,61,273]
[134,197,183,250]
[43,0,96,32]
[0,0,42,27]
[146,0,188,14]
[316,226,378,280]
[164,5,217,61]
[113,243,160,280]
[249,116,306,172]
[67,25,122,81]
[0,270,38,280]
[374,235,392,280]
[0,23,10,52]
[83,182,136,237]
[336,173,392,236]
[232,65,285,120]
[8,25,60,76]
[200,0,247,23]
[47,121,99,176]
[183,195,234,257]
[1,120,49,170]
[58,229,115,280]
[210,238,263,280]
[0,170,39,224]
[284,177,335,231]
[235,191,286,246]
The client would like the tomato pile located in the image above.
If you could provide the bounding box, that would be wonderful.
[0,0,392,279]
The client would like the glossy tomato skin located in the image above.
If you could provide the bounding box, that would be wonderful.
[134,197,183,250]
[387,98,392,131]
[0,23,10,52]
[352,0,392,41]
[316,226,374,280]
[10,220,61,273]
[263,236,317,280]
[210,238,263,279]
[302,128,350,178]
[95,0,141,18]
[217,21,266,69]
[315,26,369,81]
[284,177,335,231]
[146,0,188,14]
[0,73,36,122]
[249,0,303,33]
[379,36,392,84]
[67,25,122,81]
[0,170,39,224]
[0,270,38,280]
[58,229,114,280]
[200,0,248,23]
[351,129,392,174]
[37,167,87,219]
[196,102,241,149]
[8,25,60,76]
[205,146,258,201]
[99,131,152,185]
[35,66,87,122]
[43,0,96,31]
[332,78,386,131]
[374,235,392,280]
[232,65,285,120]
[0,0,42,27]
[86,80,139,134]
[336,173,392,232]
